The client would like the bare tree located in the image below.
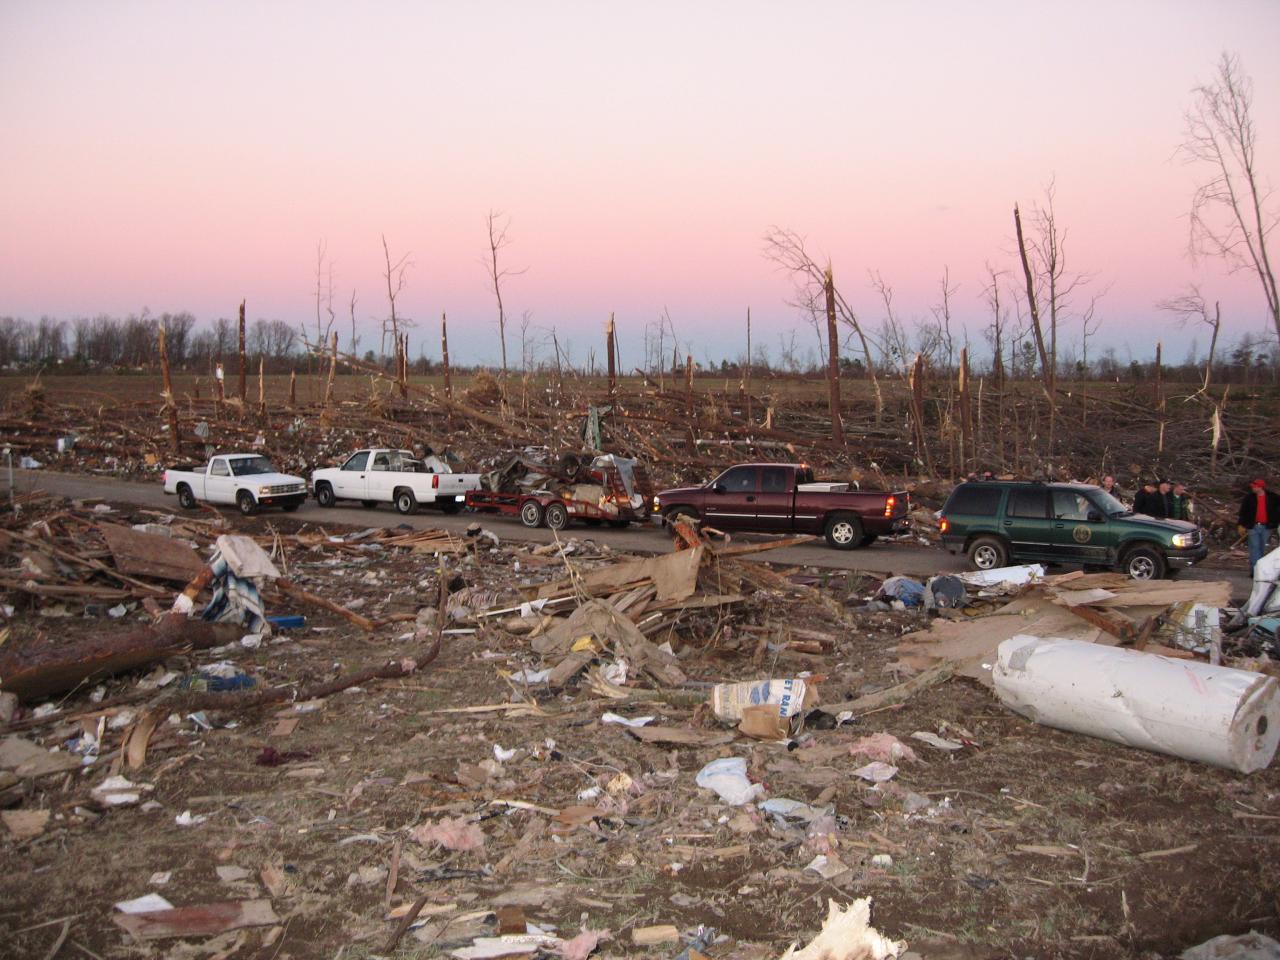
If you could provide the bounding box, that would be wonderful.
[1158,285,1221,393]
[381,235,413,362]
[1181,53,1279,345]
[982,264,1008,387]
[348,289,360,355]
[484,210,526,397]
[313,240,337,350]
[762,226,883,416]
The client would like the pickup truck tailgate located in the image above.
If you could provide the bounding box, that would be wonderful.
[432,473,481,497]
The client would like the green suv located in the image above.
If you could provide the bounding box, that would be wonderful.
[938,481,1208,580]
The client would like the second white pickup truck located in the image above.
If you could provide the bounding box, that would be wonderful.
[163,454,308,515]
[310,448,481,515]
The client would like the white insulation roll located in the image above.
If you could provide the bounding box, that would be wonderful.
[993,635,1280,773]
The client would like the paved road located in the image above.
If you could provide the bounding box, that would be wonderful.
[6,468,1253,597]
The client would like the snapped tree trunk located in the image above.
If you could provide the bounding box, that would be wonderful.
[237,300,247,402]
[606,314,617,398]
[823,267,845,445]
[158,323,180,453]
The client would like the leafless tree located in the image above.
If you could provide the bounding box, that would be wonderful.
[484,210,526,394]
[313,240,337,350]
[982,264,1009,386]
[1180,53,1278,345]
[1159,285,1221,393]
[348,289,360,355]
[929,267,958,373]
[762,226,883,415]
[381,235,413,362]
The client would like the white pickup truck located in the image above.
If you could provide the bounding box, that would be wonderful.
[164,454,308,515]
[310,448,481,515]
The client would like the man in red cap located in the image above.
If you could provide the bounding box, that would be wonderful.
[1238,478,1280,574]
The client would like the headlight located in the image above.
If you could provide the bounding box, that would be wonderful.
[652,496,661,513]
[259,485,271,496]
[1171,533,1194,548]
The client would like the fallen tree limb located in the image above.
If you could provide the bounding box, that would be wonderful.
[822,661,955,714]
[170,639,440,713]
[0,613,241,702]
[274,578,376,632]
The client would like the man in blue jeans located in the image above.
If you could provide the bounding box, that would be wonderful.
[1238,478,1280,574]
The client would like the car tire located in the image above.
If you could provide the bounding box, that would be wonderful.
[361,500,378,509]
[1122,544,1167,581]
[315,483,335,508]
[545,502,569,531]
[967,535,1008,570]
[394,488,417,515]
[177,484,197,510]
[824,513,864,550]
[236,490,257,516]
[519,500,545,528]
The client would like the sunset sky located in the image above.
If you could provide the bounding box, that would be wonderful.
[2,1,1279,369]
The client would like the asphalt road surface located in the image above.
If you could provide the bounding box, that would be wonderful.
[6,468,1253,598]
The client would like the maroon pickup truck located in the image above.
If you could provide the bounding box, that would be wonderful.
[653,463,909,549]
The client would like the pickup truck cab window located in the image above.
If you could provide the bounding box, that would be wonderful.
[209,459,230,478]
[761,467,791,493]
[371,452,391,471]
[343,452,370,471]
[715,466,758,493]
[230,456,273,477]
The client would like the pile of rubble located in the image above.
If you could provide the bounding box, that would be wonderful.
[2,494,1279,958]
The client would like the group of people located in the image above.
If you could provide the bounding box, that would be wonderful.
[1128,478,1195,522]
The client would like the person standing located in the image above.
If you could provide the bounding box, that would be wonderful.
[1099,475,1124,501]
[1169,483,1195,523]
[1134,481,1164,517]
[1238,479,1280,574]
[1157,480,1175,519]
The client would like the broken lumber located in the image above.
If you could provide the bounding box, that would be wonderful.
[274,578,375,632]
[0,613,241,702]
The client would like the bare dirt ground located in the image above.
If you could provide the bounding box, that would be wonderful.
[2,496,1277,960]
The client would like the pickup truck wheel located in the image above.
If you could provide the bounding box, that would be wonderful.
[824,513,864,550]
[545,502,570,531]
[176,484,197,510]
[236,490,258,516]
[967,535,1008,570]
[438,500,461,515]
[315,483,335,508]
[519,500,545,528]
[394,488,417,515]
[1122,545,1166,581]
[361,500,378,509]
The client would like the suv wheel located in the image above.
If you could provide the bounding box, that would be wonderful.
[824,513,864,550]
[967,535,1008,570]
[1122,545,1166,581]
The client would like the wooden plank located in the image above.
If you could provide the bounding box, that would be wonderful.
[113,899,279,940]
[100,524,205,582]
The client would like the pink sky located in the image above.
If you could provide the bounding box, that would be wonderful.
[2,1,1279,367]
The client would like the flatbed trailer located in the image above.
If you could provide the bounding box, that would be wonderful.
[464,489,640,530]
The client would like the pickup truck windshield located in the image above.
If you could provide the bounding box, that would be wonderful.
[229,456,275,477]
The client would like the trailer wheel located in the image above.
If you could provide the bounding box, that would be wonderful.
[315,483,335,508]
[824,513,863,550]
[236,490,258,516]
[545,502,569,531]
[520,500,545,528]
[394,488,417,515]
[177,484,197,510]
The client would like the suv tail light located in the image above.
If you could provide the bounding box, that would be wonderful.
[939,516,949,533]
[432,474,440,489]
[884,495,896,518]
